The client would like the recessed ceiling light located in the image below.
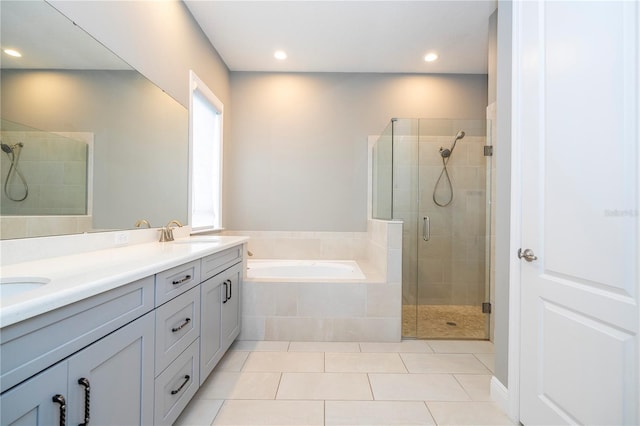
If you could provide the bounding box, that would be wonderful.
[3,49,22,58]
[274,50,287,60]
[424,52,438,62]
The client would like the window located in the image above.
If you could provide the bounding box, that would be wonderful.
[189,70,223,232]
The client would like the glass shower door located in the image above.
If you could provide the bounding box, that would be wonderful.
[414,119,490,339]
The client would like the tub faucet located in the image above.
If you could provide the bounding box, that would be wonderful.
[159,220,183,242]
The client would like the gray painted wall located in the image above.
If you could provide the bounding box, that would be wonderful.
[227,72,488,231]
[1,70,188,229]
[49,1,229,109]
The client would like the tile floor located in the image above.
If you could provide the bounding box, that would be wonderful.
[175,340,514,426]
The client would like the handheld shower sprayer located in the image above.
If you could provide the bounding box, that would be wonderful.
[2,141,29,201]
[433,130,466,207]
[439,130,465,158]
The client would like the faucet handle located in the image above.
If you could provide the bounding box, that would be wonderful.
[158,227,174,242]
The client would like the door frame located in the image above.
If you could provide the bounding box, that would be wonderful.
[505,0,524,422]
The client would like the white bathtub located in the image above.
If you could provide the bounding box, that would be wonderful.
[246,259,366,280]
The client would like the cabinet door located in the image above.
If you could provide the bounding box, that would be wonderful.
[221,263,242,352]
[0,362,68,426]
[199,275,222,385]
[67,312,155,426]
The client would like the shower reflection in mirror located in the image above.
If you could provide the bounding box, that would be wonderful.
[0,122,90,216]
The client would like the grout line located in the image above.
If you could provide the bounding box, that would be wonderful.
[366,373,376,401]
[398,351,411,374]
[238,351,250,372]
[210,399,226,426]
[274,371,284,400]
[451,373,473,401]
[323,400,326,426]
[423,400,438,425]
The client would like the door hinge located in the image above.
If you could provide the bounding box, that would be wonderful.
[483,145,493,156]
[482,302,492,314]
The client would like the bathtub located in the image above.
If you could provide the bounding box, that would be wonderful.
[247,259,366,280]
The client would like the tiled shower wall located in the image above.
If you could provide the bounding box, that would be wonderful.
[0,131,93,239]
[395,133,488,307]
[0,131,89,216]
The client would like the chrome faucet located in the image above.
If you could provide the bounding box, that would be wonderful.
[159,220,183,242]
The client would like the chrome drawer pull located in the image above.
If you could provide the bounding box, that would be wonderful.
[171,318,191,333]
[172,275,192,285]
[170,375,190,395]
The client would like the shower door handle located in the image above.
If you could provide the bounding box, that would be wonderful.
[422,216,430,241]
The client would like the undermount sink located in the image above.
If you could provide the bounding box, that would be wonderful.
[172,237,221,244]
[0,277,50,298]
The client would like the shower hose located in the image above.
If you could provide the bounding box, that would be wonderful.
[432,155,453,207]
[3,143,29,202]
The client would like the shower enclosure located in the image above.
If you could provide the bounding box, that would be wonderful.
[373,118,492,339]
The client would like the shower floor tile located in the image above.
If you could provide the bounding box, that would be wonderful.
[402,304,487,339]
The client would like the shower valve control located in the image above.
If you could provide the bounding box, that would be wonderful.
[517,248,538,262]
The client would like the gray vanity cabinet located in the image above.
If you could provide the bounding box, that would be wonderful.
[0,362,67,425]
[199,253,243,385]
[199,275,223,385]
[66,312,154,426]
[1,241,246,426]
[0,312,154,426]
[220,263,242,354]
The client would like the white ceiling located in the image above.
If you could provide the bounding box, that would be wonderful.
[185,0,497,74]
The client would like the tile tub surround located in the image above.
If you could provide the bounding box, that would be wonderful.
[174,339,514,426]
[226,220,403,341]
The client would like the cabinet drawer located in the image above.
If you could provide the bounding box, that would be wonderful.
[155,260,201,306]
[154,287,200,376]
[154,338,200,426]
[0,276,154,392]
[201,246,243,281]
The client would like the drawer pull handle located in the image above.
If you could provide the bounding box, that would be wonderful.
[170,375,190,395]
[172,275,192,285]
[52,394,66,426]
[223,281,228,304]
[228,279,232,300]
[171,318,191,332]
[78,377,91,426]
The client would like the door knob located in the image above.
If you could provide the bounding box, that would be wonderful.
[518,248,538,262]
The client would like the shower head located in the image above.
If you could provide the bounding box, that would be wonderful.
[439,130,466,158]
[1,143,13,154]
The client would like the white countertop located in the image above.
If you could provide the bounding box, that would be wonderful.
[0,236,248,328]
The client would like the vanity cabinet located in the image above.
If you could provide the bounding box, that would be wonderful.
[0,361,66,425]
[1,312,154,426]
[200,255,243,385]
[0,240,246,426]
[220,263,242,357]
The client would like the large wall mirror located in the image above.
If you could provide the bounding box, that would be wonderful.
[0,0,188,239]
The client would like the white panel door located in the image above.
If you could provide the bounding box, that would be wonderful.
[515,1,639,425]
